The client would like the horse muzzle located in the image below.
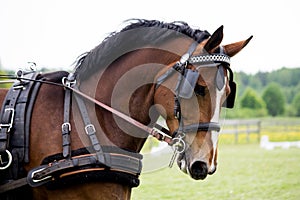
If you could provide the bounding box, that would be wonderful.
[177,155,208,180]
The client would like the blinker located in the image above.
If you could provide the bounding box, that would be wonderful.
[178,69,199,99]
[222,81,236,108]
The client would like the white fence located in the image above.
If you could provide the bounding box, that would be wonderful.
[260,135,300,150]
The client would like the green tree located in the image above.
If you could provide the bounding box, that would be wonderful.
[292,92,300,117]
[240,88,265,109]
[262,83,285,116]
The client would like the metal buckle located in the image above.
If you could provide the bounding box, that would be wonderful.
[30,167,52,183]
[85,124,96,135]
[27,166,52,187]
[0,108,15,132]
[0,150,12,170]
[61,122,71,132]
[62,77,76,88]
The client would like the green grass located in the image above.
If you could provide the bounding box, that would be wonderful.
[132,144,300,200]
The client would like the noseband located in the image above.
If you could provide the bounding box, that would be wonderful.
[156,42,234,140]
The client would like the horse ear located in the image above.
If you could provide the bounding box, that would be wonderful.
[204,25,224,53]
[224,36,253,57]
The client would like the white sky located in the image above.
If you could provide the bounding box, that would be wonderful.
[0,0,299,74]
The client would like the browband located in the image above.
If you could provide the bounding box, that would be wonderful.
[189,54,230,65]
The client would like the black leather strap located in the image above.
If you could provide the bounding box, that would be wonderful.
[173,122,221,138]
[0,89,21,153]
[24,78,42,163]
[0,72,39,156]
[62,75,73,158]
[27,151,142,188]
[13,72,40,162]
[72,85,110,166]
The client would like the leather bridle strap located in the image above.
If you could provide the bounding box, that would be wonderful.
[172,122,221,137]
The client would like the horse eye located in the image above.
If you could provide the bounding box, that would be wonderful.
[194,85,205,96]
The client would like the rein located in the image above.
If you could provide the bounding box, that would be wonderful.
[0,72,174,144]
[63,77,174,144]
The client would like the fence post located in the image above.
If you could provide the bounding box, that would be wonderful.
[234,124,238,144]
[246,124,250,143]
[257,121,261,142]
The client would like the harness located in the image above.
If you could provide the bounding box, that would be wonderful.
[0,71,42,198]
[0,71,143,197]
[0,42,237,196]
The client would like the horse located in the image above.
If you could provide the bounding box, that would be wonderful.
[0,19,252,199]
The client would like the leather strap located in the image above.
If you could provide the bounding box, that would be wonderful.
[27,151,142,187]
[65,85,173,144]
[24,78,42,163]
[61,75,74,158]
[0,177,28,194]
[173,122,221,138]
[72,85,110,166]
[0,88,21,153]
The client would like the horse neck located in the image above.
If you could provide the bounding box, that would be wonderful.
[77,46,187,152]
[77,64,150,152]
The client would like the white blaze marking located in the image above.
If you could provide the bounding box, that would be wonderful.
[209,76,226,172]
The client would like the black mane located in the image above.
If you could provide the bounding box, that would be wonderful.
[118,19,210,42]
[73,19,211,80]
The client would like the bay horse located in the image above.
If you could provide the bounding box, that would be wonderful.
[0,19,252,199]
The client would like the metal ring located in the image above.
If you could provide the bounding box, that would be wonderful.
[0,150,13,170]
[171,137,186,154]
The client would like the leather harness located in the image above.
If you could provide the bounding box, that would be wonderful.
[0,42,236,196]
[0,71,143,196]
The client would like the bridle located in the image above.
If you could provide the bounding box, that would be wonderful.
[155,42,234,143]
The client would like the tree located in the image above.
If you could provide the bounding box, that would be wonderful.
[240,88,265,109]
[262,83,285,116]
[292,92,300,117]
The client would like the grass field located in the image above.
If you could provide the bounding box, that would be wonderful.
[132,144,300,200]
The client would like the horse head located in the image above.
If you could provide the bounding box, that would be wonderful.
[154,26,252,180]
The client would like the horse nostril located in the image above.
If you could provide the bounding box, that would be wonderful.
[190,161,208,180]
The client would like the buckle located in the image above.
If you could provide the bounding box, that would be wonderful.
[27,165,52,187]
[0,150,13,170]
[62,76,76,88]
[0,108,15,132]
[85,124,96,135]
[61,122,71,132]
